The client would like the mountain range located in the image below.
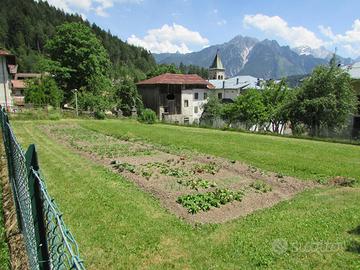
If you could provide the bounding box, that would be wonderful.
[154,35,355,79]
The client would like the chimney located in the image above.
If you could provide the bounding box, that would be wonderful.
[236,78,239,84]
[222,81,225,89]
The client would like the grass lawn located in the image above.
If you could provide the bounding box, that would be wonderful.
[10,119,360,269]
[0,183,10,270]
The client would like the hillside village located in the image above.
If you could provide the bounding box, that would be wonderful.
[1,45,360,137]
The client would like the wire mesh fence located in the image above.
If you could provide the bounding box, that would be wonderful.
[0,107,85,270]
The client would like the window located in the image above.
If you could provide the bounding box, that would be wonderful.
[194,92,199,100]
[166,93,175,100]
[194,106,198,113]
[204,93,208,99]
[184,100,189,107]
[218,93,222,99]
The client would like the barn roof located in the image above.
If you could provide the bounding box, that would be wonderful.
[137,73,214,88]
[0,49,16,65]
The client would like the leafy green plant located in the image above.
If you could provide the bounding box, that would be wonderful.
[177,178,217,190]
[113,162,136,173]
[138,109,157,124]
[177,189,244,214]
[192,162,220,175]
[141,169,153,180]
[250,180,272,193]
[329,177,357,187]
[94,110,106,120]
[145,162,189,178]
[161,167,189,178]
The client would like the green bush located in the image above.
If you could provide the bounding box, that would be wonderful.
[48,112,61,120]
[94,111,106,120]
[138,109,157,124]
[250,180,272,193]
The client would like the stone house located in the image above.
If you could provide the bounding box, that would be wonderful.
[136,73,214,124]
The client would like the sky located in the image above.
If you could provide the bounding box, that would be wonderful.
[42,0,360,58]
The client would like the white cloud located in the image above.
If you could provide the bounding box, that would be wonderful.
[217,19,227,26]
[242,13,360,57]
[318,25,335,39]
[319,19,360,58]
[320,20,360,44]
[243,14,325,48]
[127,23,209,54]
[40,0,142,17]
[342,44,360,56]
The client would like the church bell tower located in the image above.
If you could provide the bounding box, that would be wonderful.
[209,50,225,80]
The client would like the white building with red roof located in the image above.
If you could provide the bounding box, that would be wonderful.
[137,73,214,124]
[0,49,43,110]
[0,50,17,110]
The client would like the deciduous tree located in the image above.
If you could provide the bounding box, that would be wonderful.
[24,76,63,107]
[290,55,357,136]
[45,22,111,101]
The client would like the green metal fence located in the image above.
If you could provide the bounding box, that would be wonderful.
[0,107,85,270]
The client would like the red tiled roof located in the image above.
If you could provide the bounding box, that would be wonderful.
[137,73,214,88]
[11,80,26,89]
[0,50,13,56]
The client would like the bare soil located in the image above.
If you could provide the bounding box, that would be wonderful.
[42,124,317,224]
[0,138,29,269]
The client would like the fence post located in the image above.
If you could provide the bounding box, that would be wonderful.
[25,144,51,270]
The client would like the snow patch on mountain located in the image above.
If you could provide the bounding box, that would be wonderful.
[293,46,332,59]
[241,46,254,67]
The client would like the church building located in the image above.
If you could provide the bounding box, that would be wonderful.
[208,51,263,102]
[208,50,225,80]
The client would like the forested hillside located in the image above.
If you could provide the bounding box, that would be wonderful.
[0,0,156,79]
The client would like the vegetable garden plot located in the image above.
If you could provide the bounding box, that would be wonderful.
[43,124,316,224]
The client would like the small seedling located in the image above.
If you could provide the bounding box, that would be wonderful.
[141,169,153,180]
[113,162,136,173]
[249,166,258,173]
[250,180,272,193]
[177,178,217,190]
[192,162,220,175]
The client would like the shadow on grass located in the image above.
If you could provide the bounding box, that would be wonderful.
[346,225,360,254]
[346,240,360,254]
[348,225,360,235]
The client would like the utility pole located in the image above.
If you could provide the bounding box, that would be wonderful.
[74,89,78,117]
